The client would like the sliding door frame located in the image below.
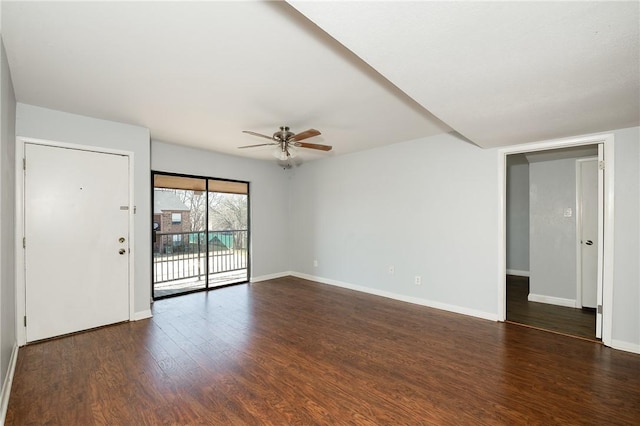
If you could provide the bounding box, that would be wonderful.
[151,170,250,299]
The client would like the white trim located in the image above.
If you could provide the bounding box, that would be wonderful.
[127,152,136,322]
[601,138,614,347]
[14,140,22,345]
[132,310,152,321]
[498,132,615,348]
[0,343,18,424]
[498,152,508,322]
[527,293,577,308]
[575,157,599,310]
[610,339,640,355]
[15,137,136,346]
[291,272,498,322]
[506,269,530,277]
[250,271,292,283]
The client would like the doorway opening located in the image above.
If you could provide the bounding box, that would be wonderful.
[500,133,615,347]
[152,172,249,299]
[506,148,599,340]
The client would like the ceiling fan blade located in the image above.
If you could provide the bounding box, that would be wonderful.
[295,142,332,151]
[238,143,276,149]
[289,129,321,142]
[242,130,274,140]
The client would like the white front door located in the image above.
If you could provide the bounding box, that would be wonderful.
[24,143,130,342]
[579,159,598,309]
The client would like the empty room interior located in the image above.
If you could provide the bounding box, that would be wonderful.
[0,1,639,424]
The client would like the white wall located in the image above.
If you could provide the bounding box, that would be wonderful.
[289,132,500,319]
[611,126,640,349]
[15,104,151,316]
[8,104,640,353]
[151,141,291,279]
[528,158,578,302]
[506,158,529,274]
[288,126,640,352]
[0,36,16,413]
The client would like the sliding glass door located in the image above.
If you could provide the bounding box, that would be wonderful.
[152,173,249,299]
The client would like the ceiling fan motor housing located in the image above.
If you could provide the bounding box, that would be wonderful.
[274,126,295,142]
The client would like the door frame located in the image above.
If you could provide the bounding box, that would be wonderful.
[151,170,251,299]
[15,137,135,346]
[498,132,614,347]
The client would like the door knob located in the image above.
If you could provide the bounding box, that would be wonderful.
[119,248,126,255]
[585,240,593,246]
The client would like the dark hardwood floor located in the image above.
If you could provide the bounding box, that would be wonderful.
[7,276,640,424]
[506,275,597,340]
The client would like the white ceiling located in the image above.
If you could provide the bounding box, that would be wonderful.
[290,1,640,149]
[2,1,638,162]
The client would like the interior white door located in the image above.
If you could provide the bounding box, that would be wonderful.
[25,143,130,342]
[579,159,598,309]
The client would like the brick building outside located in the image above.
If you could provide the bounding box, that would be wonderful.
[153,190,191,253]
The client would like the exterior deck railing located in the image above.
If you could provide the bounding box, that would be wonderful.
[153,229,248,284]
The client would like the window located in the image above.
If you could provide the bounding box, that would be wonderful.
[171,213,182,224]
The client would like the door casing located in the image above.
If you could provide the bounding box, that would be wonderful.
[16,137,136,346]
[498,133,614,347]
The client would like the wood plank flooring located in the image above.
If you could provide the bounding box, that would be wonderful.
[7,276,640,424]
[506,275,597,340]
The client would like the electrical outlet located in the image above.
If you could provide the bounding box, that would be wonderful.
[388,265,395,274]
[414,276,421,285]
[313,260,318,267]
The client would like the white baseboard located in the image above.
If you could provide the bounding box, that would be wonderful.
[132,310,152,321]
[528,293,577,308]
[610,339,640,355]
[506,269,530,277]
[250,271,292,283]
[291,272,498,322]
[0,342,19,424]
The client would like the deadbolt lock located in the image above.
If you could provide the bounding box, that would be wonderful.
[119,237,126,243]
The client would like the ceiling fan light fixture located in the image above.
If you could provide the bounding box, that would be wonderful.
[272,145,297,161]
[241,126,329,164]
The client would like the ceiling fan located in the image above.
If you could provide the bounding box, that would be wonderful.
[239,126,332,161]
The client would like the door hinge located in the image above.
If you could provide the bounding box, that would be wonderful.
[598,161,605,170]
[23,237,26,248]
[23,158,26,170]
[23,316,27,327]
[597,305,603,314]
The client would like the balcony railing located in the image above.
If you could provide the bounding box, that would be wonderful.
[153,229,248,285]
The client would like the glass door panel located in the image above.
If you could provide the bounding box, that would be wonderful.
[153,175,207,298]
[207,180,249,287]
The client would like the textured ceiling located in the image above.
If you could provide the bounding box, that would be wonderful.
[2,1,638,163]
[290,1,640,148]
[0,1,449,162]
